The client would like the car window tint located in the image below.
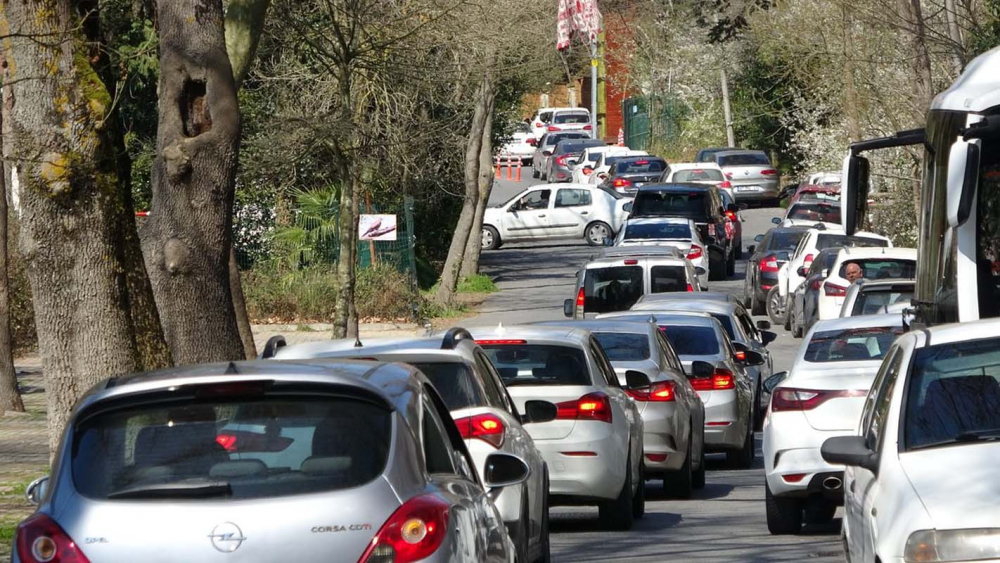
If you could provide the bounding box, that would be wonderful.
[554,112,590,124]
[623,222,691,240]
[422,397,457,474]
[736,310,758,341]
[481,344,592,386]
[838,259,917,280]
[853,289,914,316]
[655,331,684,371]
[718,153,770,166]
[517,190,550,210]
[673,168,724,182]
[804,326,903,362]
[593,332,650,361]
[650,266,688,293]
[555,189,592,208]
[411,362,485,410]
[865,350,903,453]
[787,203,841,223]
[539,112,553,123]
[631,191,709,220]
[707,313,735,341]
[471,353,509,411]
[816,234,889,249]
[860,348,897,435]
[71,396,392,500]
[616,158,667,173]
[658,325,720,356]
[768,231,807,252]
[583,266,644,313]
[590,338,621,387]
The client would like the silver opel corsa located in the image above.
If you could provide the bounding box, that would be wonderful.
[13,360,527,563]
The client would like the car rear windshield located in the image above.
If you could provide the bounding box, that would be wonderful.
[839,259,917,280]
[650,266,689,293]
[616,158,667,174]
[787,203,841,223]
[658,325,719,356]
[480,344,592,386]
[803,326,902,362]
[630,191,709,220]
[768,231,808,252]
[593,333,650,361]
[673,168,724,182]
[553,112,590,124]
[546,133,588,146]
[815,234,888,249]
[584,266,644,313]
[411,362,484,410]
[717,153,770,166]
[72,394,392,501]
[851,288,914,316]
[624,222,692,241]
[904,337,1000,450]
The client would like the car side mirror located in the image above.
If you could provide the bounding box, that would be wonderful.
[763,371,788,393]
[695,267,707,277]
[483,453,531,490]
[771,217,781,224]
[523,400,558,424]
[754,234,764,243]
[563,298,574,318]
[747,245,756,255]
[623,202,633,213]
[797,266,809,277]
[756,320,771,330]
[739,350,765,366]
[25,476,49,506]
[690,361,714,378]
[625,370,651,390]
[821,436,879,473]
[543,150,553,157]
[760,331,777,346]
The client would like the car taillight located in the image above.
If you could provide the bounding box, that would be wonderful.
[824,282,847,296]
[583,124,593,130]
[556,393,612,423]
[527,138,537,146]
[576,287,585,310]
[613,178,632,188]
[359,494,450,563]
[583,167,593,175]
[761,255,780,272]
[686,283,694,292]
[761,169,777,176]
[554,155,569,166]
[725,172,733,179]
[547,125,562,132]
[725,210,737,221]
[534,122,543,128]
[734,351,746,362]
[687,245,703,260]
[771,388,867,412]
[454,414,505,448]
[215,433,237,452]
[15,514,90,563]
[623,259,638,265]
[719,180,732,189]
[475,339,528,345]
[689,369,736,391]
[802,253,814,269]
[627,381,676,402]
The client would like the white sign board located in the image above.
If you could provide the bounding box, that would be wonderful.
[359,214,398,241]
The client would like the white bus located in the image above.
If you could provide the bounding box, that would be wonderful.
[841,46,1000,325]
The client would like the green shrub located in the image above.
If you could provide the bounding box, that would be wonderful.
[356,264,421,321]
[457,274,498,294]
[244,264,339,323]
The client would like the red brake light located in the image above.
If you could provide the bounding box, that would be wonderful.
[359,494,450,563]
[725,211,737,221]
[634,160,650,165]
[687,245,703,260]
[547,125,561,132]
[623,259,638,265]
[761,255,780,273]
[555,155,569,166]
[803,253,815,268]
[583,124,593,130]
[475,339,528,345]
[556,393,612,423]
[527,138,537,146]
[454,414,505,448]
[583,167,593,175]
[823,282,847,297]
[690,369,736,391]
[613,178,632,188]
[576,287,585,309]
[686,283,694,292]
[725,172,733,179]
[771,388,867,412]
[719,180,732,189]
[627,381,676,402]
[215,433,237,452]
[15,514,91,563]
[534,122,543,128]
[761,169,777,175]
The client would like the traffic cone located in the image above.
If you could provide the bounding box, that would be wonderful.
[515,157,522,182]
[506,156,513,180]
[495,156,501,179]
[617,128,625,147]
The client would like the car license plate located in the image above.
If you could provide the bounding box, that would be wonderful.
[634,182,644,189]
[736,186,761,192]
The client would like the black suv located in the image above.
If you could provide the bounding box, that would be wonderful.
[629,183,736,281]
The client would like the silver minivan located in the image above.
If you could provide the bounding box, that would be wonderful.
[13,361,527,563]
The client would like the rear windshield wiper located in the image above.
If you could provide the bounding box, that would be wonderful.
[503,380,562,387]
[955,428,1000,442]
[108,480,233,500]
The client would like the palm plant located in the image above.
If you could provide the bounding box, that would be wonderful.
[269,185,341,270]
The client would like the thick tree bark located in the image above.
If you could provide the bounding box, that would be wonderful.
[434,66,494,304]
[842,5,862,142]
[142,0,245,364]
[898,0,934,218]
[460,95,496,280]
[1,2,145,450]
[0,109,23,415]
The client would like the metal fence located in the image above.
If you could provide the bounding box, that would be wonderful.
[622,96,683,151]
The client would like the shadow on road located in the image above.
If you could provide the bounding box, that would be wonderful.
[550,510,683,535]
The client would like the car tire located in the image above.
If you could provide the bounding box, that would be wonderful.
[585,222,612,246]
[726,252,736,277]
[753,382,764,431]
[532,169,540,179]
[598,453,635,531]
[792,311,804,338]
[751,286,766,316]
[742,276,753,308]
[727,417,755,469]
[665,436,694,499]
[632,463,646,519]
[766,481,803,535]
[515,492,530,563]
[804,498,837,525]
[481,226,501,251]
[766,286,786,326]
[735,237,743,259]
[709,250,726,281]
[536,469,551,563]
[692,431,706,490]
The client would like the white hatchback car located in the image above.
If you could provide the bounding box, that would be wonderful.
[822,318,1000,563]
[661,162,733,199]
[816,247,917,321]
[763,314,903,535]
[471,325,646,530]
[613,217,709,280]
[481,184,631,250]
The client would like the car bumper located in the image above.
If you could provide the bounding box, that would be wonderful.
[730,182,779,202]
[639,404,686,473]
[703,391,743,450]
[535,432,626,502]
[764,411,851,498]
[549,164,574,182]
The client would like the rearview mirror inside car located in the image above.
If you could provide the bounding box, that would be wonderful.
[821,436,879,473]
[563,299,574,318]
[484,453,531,490]
[523,400,558,424]
[763,371,788,393]
[690,361,714,378]
[625,370,651,390]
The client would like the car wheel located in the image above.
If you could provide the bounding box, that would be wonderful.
[665,435,694,499]
[804,498,837,525]
[726,252,736,277]
[792,311,804,338]
[692,431,706,490]
[753,382,764,431]
[742,276,752,308]
[532,169,540,179]
[727,416,755,469]
[735,237,743,259]
[481,226,501,251]
[598,453,635,531]
[585,222,612,246]
[632,463,646,519]
[709,250,725,281]
[766,286,786,326]
[766,481,803,535]
[536,470,551,563]
[515,492,530,563]
[751,285,766,316]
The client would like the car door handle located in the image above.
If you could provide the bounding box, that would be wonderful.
[871,507,877,517]
[581,211,589,215]
[538,214,546,218]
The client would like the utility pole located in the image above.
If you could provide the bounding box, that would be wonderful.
[720,67,735,147]
[590,37,599,140]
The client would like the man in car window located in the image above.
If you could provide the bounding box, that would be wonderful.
[845,262,864,283]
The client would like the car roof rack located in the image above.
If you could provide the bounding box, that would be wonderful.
[441,327,474,350]
[260,335,287,359]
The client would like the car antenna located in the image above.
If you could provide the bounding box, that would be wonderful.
[224,361,239,375]
[354,334,363,348]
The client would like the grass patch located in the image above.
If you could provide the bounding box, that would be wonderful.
[0,518,18,545]
[295,323,317,332]
[457,274,498,294]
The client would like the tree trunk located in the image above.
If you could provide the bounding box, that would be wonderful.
[332,62,360,340]
[842,4,863,142]
[142,0,245,364]
[1,1,145,451]
[230,248,257,358]
[944,0,965,75]
[0,109,23,415]
[460,95,496,279]
[899,0,934,124]
[434,67,494,304]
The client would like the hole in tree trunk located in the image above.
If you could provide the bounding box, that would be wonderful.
[180,80,212,137]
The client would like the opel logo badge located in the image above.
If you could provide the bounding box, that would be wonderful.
[208,522,246,553]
